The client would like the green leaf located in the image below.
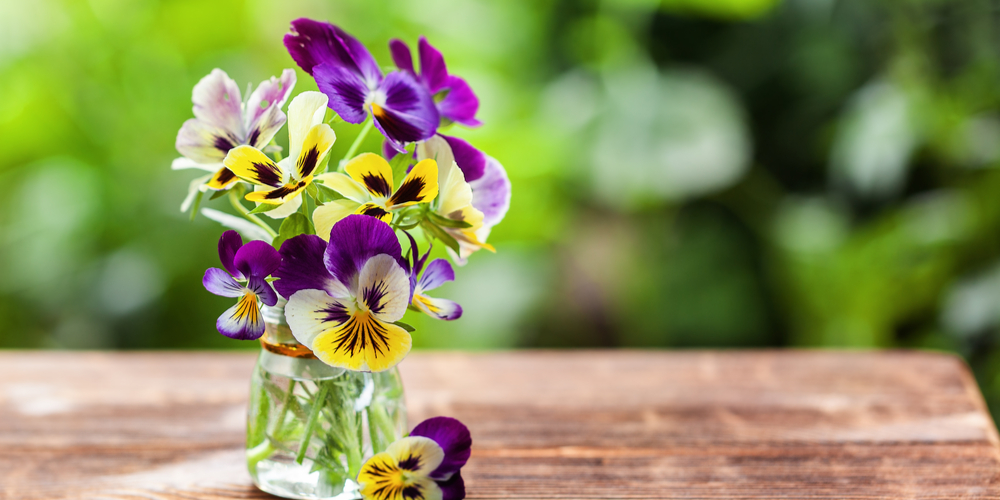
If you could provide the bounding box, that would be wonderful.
[249,202,281,214]
[306,182,320,201]
[208,188,229,200]
[273,213,314,250]
[314,182,345,203]
[388,147,413,189]
[393,321,415,333]
[189,190,205,222]
[427,211,473,228]
[420,219,461,253]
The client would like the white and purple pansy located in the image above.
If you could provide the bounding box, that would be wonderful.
[389,37,481,129]
[404,234,461,321]
[202,230,281,340]
[417,136,511,264]
[173,69,296,211]
[358,416,472,500]
[275,215,414,372]
[284,19,439,154]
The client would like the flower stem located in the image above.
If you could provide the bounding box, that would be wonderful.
[340,118,374,170]
[296,382,331,464]
[228,189,278,239]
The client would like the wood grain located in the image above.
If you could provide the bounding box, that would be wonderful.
[1,351,997,499]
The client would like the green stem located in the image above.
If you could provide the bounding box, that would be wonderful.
[340,118,374,170]
[268,379,296,437]
[296,382,331,464]
[246,440,275,473]
[228,189,278,239]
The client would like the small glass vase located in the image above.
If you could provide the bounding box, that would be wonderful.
[246,300,407,500]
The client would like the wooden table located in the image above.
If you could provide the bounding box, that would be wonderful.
[1,351,998,499]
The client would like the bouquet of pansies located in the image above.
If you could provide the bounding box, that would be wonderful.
[171,18,509,500]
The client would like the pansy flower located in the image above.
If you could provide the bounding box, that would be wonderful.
[224,92,336,219]
[284,18,439,153]
[277,215,414,372]
[358,416,471,500]
[312,153,439,240]
[389,37,481,129]
[417,136,510,263]
[202,231,281,340]
[404,234,461,321]
[173,69,296,211]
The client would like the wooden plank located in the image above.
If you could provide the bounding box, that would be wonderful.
[1,351,997,499]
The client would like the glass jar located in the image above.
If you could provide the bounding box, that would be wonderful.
[246,300,407,500]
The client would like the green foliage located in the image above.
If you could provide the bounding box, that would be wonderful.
[273,213,314,251]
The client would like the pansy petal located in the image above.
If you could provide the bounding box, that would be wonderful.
[284,288,353,350]
[234,239,281,280]
[413,294,462,321]
[287,91,330,161]
[176,118,239,164]
[440,135,485,182]
[245,178,310,205]
[274,234,347,299]
[355,202,393,223]
[203,268,244,298]
[312,312,412,372]
[224,146,285,188]
[410,417,472,480]
[373,72,440,152]
[205,166,239,191]
[295,124,336,179]
[324,215,405,288]
[417,37,448,93]
[216,292,264,340]
[313,199,363,241]
[387,159,438,209]
[438,76,482,128]
[191,69,244,136]
[245,69,296,134]
[314,63,370,125]
[418,259,455,291]
[245,105,286,151]
[314,172,371,204]
[389,39,414,74]
[247,275,278,307]
[358,254,411,323]
[284,19,381,85]
[388,436,445,476]
[470,155,512,229]
[437,471,465,500]
[359,452,444,500]
[345,153,394,198]
[218,230,244,278]
[259,185,303,219]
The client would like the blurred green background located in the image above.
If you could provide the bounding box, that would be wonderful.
[5,0,1000,414]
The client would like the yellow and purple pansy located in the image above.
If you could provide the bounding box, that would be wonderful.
[173,68,296,211]
[276,215,414,372]
[223,92,337,219]
[311,153,439,239]
[388,37,481,129]
[284,19,439,154]
[358,417,471,500]
[202,231,281,340]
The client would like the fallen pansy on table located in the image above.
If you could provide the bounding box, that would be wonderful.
[170,17,510,500]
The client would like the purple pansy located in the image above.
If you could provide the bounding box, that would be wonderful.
[357,416,472,500]
[276,215,415,372]
[389,37,482,128]
[404,234,462,321]
[284,19,439,154]
[202,231,281,340]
